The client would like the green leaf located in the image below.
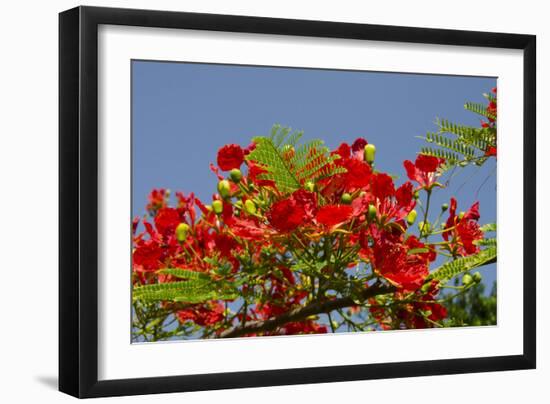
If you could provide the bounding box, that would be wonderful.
[133,279,238,303]
[158,268,212,281]
[474,238,497,247]
[480,223,497,233]
[246,125,345,194]
[428,246,497,283]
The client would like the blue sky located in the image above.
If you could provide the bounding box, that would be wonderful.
[132,60,496,290]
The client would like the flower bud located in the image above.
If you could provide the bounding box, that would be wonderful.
[229,168,242,183]
[368,204,377,221]
[420,282,432,294]
[418,220,431,235]
[212,200,224,214]
[462,273,474,286]
[304,181,315,192]
[441,203,449,211]
[217,180,231,199]
[341,193,352,205]
[175,222,190,243]
[473,272,482,283]
[406,209,417,226]
[364,144,376,164]
[413,191,420,200]
[244,199,257,215]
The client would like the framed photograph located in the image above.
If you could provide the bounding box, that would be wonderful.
[59,6,536,398]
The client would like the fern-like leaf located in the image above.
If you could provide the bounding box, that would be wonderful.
[133,278,238,303]
[428,246,497,283]
[464,102,496,120]
[246,125,346,194]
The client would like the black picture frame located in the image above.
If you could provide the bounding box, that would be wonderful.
[59,5,536,398]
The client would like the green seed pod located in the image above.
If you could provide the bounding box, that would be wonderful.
[364,143,376,164]
[234,200,243,209]
[441,203,449,211]
[458,211,465,220]
[462,273,474,286]
[229,168,242,183]
[473,272,482,283]
[368,204,377,221]
[304,181,315,192]
[406,209,417,226]
[413,190,420,200]
[244,199,257,215]
[175,222,190,243]
[341,193,352,205]
[217,179,231,199]
[212,200,224,214]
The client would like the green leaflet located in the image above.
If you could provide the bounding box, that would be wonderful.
[158,268,212,281]
[464,102,497,120]
[246,125,346,194]
[418,93,497,171]
[428,246,497,283]
[133,276,238,303]
[474,238,496,247]
[480,223,497,233]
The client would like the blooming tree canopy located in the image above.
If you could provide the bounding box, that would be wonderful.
[132,90,497,341]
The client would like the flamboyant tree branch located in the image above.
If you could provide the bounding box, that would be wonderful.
[218,283,395,338]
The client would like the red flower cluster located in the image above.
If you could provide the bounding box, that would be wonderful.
[133,130,490,339]
[442,197,483,256]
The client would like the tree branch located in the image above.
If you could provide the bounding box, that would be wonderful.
[218,283,394,338]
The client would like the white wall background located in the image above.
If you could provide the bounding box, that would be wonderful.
[0,1,545,402]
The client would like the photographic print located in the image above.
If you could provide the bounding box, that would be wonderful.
[131,61,497,342]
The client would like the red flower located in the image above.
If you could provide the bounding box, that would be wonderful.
[316,205,353,228]
[443,198,483,256]
[371,173,395,200]
[177,302,225,326]
[133,240,164,272]
[154,207,181,237]
[367,234,429,292]
[485,146,497,157]
[267,190,317,232]
[403,154,444,190]
[146,188,168,214]
[342,158,372,190]
[351,137,367,159]
[332,142,351,160]
[217,144,244,171]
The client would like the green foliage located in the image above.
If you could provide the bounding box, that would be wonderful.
[133,271,238,303]
[480,223,497,233]
[428,245,497,283]
[444,281,497,327]
[464,102,496,120]
[419,92,496,171]
[245,125,346,194]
